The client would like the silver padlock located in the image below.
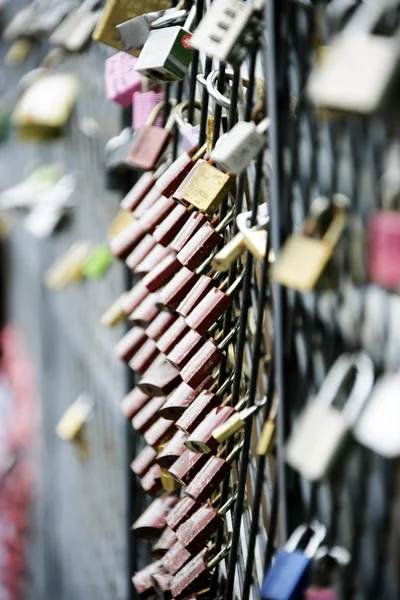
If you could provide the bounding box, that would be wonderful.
[50,0,101,51]
[308,2,400,115]
[174,100,201,151]
[286,352,374,481]
[190,0,264,65]
[134,26,193,82]
[211,117,269,174]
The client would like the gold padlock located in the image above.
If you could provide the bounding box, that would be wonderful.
[160,468,181,491]
[44,242,92,290]
[100,292,130,327]
[56,395,93,441]
[272,196,349,291]
[211,233,246,272]
[257,403,277,456]
[107,210,135,241]
[181,162,234,216]
[243,229,268,263]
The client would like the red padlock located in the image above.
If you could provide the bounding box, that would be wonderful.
[132,561,165,598]
[134,244,172,279]
[166,496,200,532]
[161,540,193,576]
[115,327,147,363]
[142,463,163,496]
[159,267,198,312]
[126,235,157,271]
[131,495,179,539]
[144,417,177,448]
[157,317,190,355]
[152,527,178,558]
[157,430,189,469]
[176,274,215,318]
[176,221,222,271]
[180,327,238,389]
[139,195,177,234]
[169,212,208,254]
[170,545,229,600]
[138,358,182,397]
[110,220,146,260]
[153,204,190,247]
[154,142,201,198]
[159,376,214,421]
[142,253,181,293]
[120,281,150,315]
[185,443,242,503]
[151,570,173,600]
[129,294,160,327]
[122,387,151,420]
[121,172,156,212]
[134,185,162,219]
[368,212,400,288]
[132,395,166,434]
[146,311,178,341]
[129,338,160,375]
[185,275,243,335]
[166,328,207,371]
[168,449,209,486]
[131,445,158,477]
[176,380,233,435]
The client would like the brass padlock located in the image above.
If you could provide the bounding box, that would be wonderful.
[272,196,349,291]
[211,232,246,271]
[45,241,92,290]
[180,162,234,216]
[56,394,93,441]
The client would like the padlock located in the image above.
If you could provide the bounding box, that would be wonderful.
[151,570,174,599]
[44,241,92,290]
[146,311,179,341]
[129,338,160,375]
[117,6,185,53]
[172,158,208,205]
[129,294,160,327]
[120,281,150,316]
[235,202,269,264]
[353,372,400,457]
[257,404,278,456]
[170,543,231,600]
[180,326,239,389]
[169,211,209,254]
[161,468,182,493]
[212,397,267,444]
[122,388,151,421]
[157,317,191,355]
[159,266,199,311]
[211,233,246,272]
[142,463,163,496]
[153,204,191,248]
[155,143,206,199]
[166,496,201,532]
[50,0,101,52]
[144,417,177,448]
[181,162,234,215]
[134,184,164,218]
[105,52,142,107]
[211,118,270,174]
[126,235,158,271]
[132,495,179,539]
[157,430,189,468]
[152,527,179,559]
[138,358,182,397]
[162,539,195,576]
[93,0,171,51]
[131,445,158,478]
[260,521,327,600]
[56,395,93,442]
[177,274,216,318]
[134,27,193,82]
[190,0,263,65]
[134,244,172,279]
[132,395,167,435]
[133,89,165,131]
[185,442,243,502]
[166,328,208,371]
[175,383,227,435]
[368,211,400,289]
[286,352,374,481]
[307,3,400,116]
[174,100,201,151]
[168,449,209,486]
[125,101,176,171]
[160,376,215,420]
[115,327,148,363]
[107,210,136,242]
[132,560,165,599]
[272,196,349,291]
[142,252,182,293]
[184,393,246,453]
[185,274,243,334]
[305,545,350,600]
[121,172,156,212]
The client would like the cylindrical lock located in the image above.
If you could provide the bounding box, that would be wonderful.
[122,387,151,420]
[151,570,173,600]
[167,329,206,371]
[141,463,163,496]
[168,449,209,486]
[120,281,150,315]
[160,376,214,421]
[132,395,166,435]
[176,275,215,318]
[129,293,160,327]
[152,527,178,559]
[110,220,146,260]
[131,495,180,539]
[185,443,242,503]
[157,430,189,469]
[170,548,214,600]
[161,540,193,575]
[134,244,172,278]
[144,417,177,448]
[146,311,178,341]
[159,267,198,311]
[131,445,158,478]
[115,327,147,363]
[176,391,222,435]
[133,185,162,219]
[129,338,160,375]
[185,405,236,453]
[132,561,165,598]
[153,204,190,247]
[157,317,190,355]
[121,172,155,212]
[139,195,177,233]
[160,467,181,492]
[155,151,196,198]
[138,358,182,397]
[166,496,200,532]
[169,212,208,254]
[126,235,157,271]
[176,221,222,271]
[142,253,181,293]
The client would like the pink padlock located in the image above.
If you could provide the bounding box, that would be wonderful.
[133,90,165,131]
[368,212,400,288]
[305,588,338,600]
[105,52,142,107]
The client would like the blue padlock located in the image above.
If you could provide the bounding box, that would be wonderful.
[261,521,326,600]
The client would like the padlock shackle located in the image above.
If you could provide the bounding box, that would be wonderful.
[217,323,240,351]
[206,540,232,569]
[284,520,326,558]
[174,100,201,128]
[216,207,235,233]
[226,440,244,464]
[226,270,245,297]
[218,489,238,516]
[216,372,235,397]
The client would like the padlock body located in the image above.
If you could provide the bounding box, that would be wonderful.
[122,388,151,420]
[144,417,176,448]
[157,317,190,354]
[160,267,198,311]
[105,52,142,107]
[211,120,265,174]
[177,275,215,318]
[156,152,195,198]
[166,496,200,532]
[273,235,332,291]
[129,339,160,374]
[185,455,230,502]
[181,340,225,389]
[157,430,189,469]
[185,405,235,452]
[131,496,179,540]
[121,281,150,315]
[305,587,338,600]
[133,90,165,131]
[110,221,146,259]
[185,288,230,334]
[131,445,157,478]
[146,311,178,341]
[115,327,147,362]
[126,125,171,171]
[121,172,156,211]
[176,390,220,435]
[141,463,163,496]
[169,211,208,253]
[162,540,192,575]
[132,395,166,435]
[129,294,160,327]
[135,27,193,82]
[160,376,213,420]
[168,449,209,486]
[134,244,171,278]
[126,235,157,271]
[260,549,311,600]
[154,204,190,247]
[132,561,165,599]
[177,222,222,270]
[152,527,178,559]
[176,504,223,554]
[152,570,173,599]
[368,212,400,288]
[138,358,182,397]
[181,162,233,215]
[167,329,204,371]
